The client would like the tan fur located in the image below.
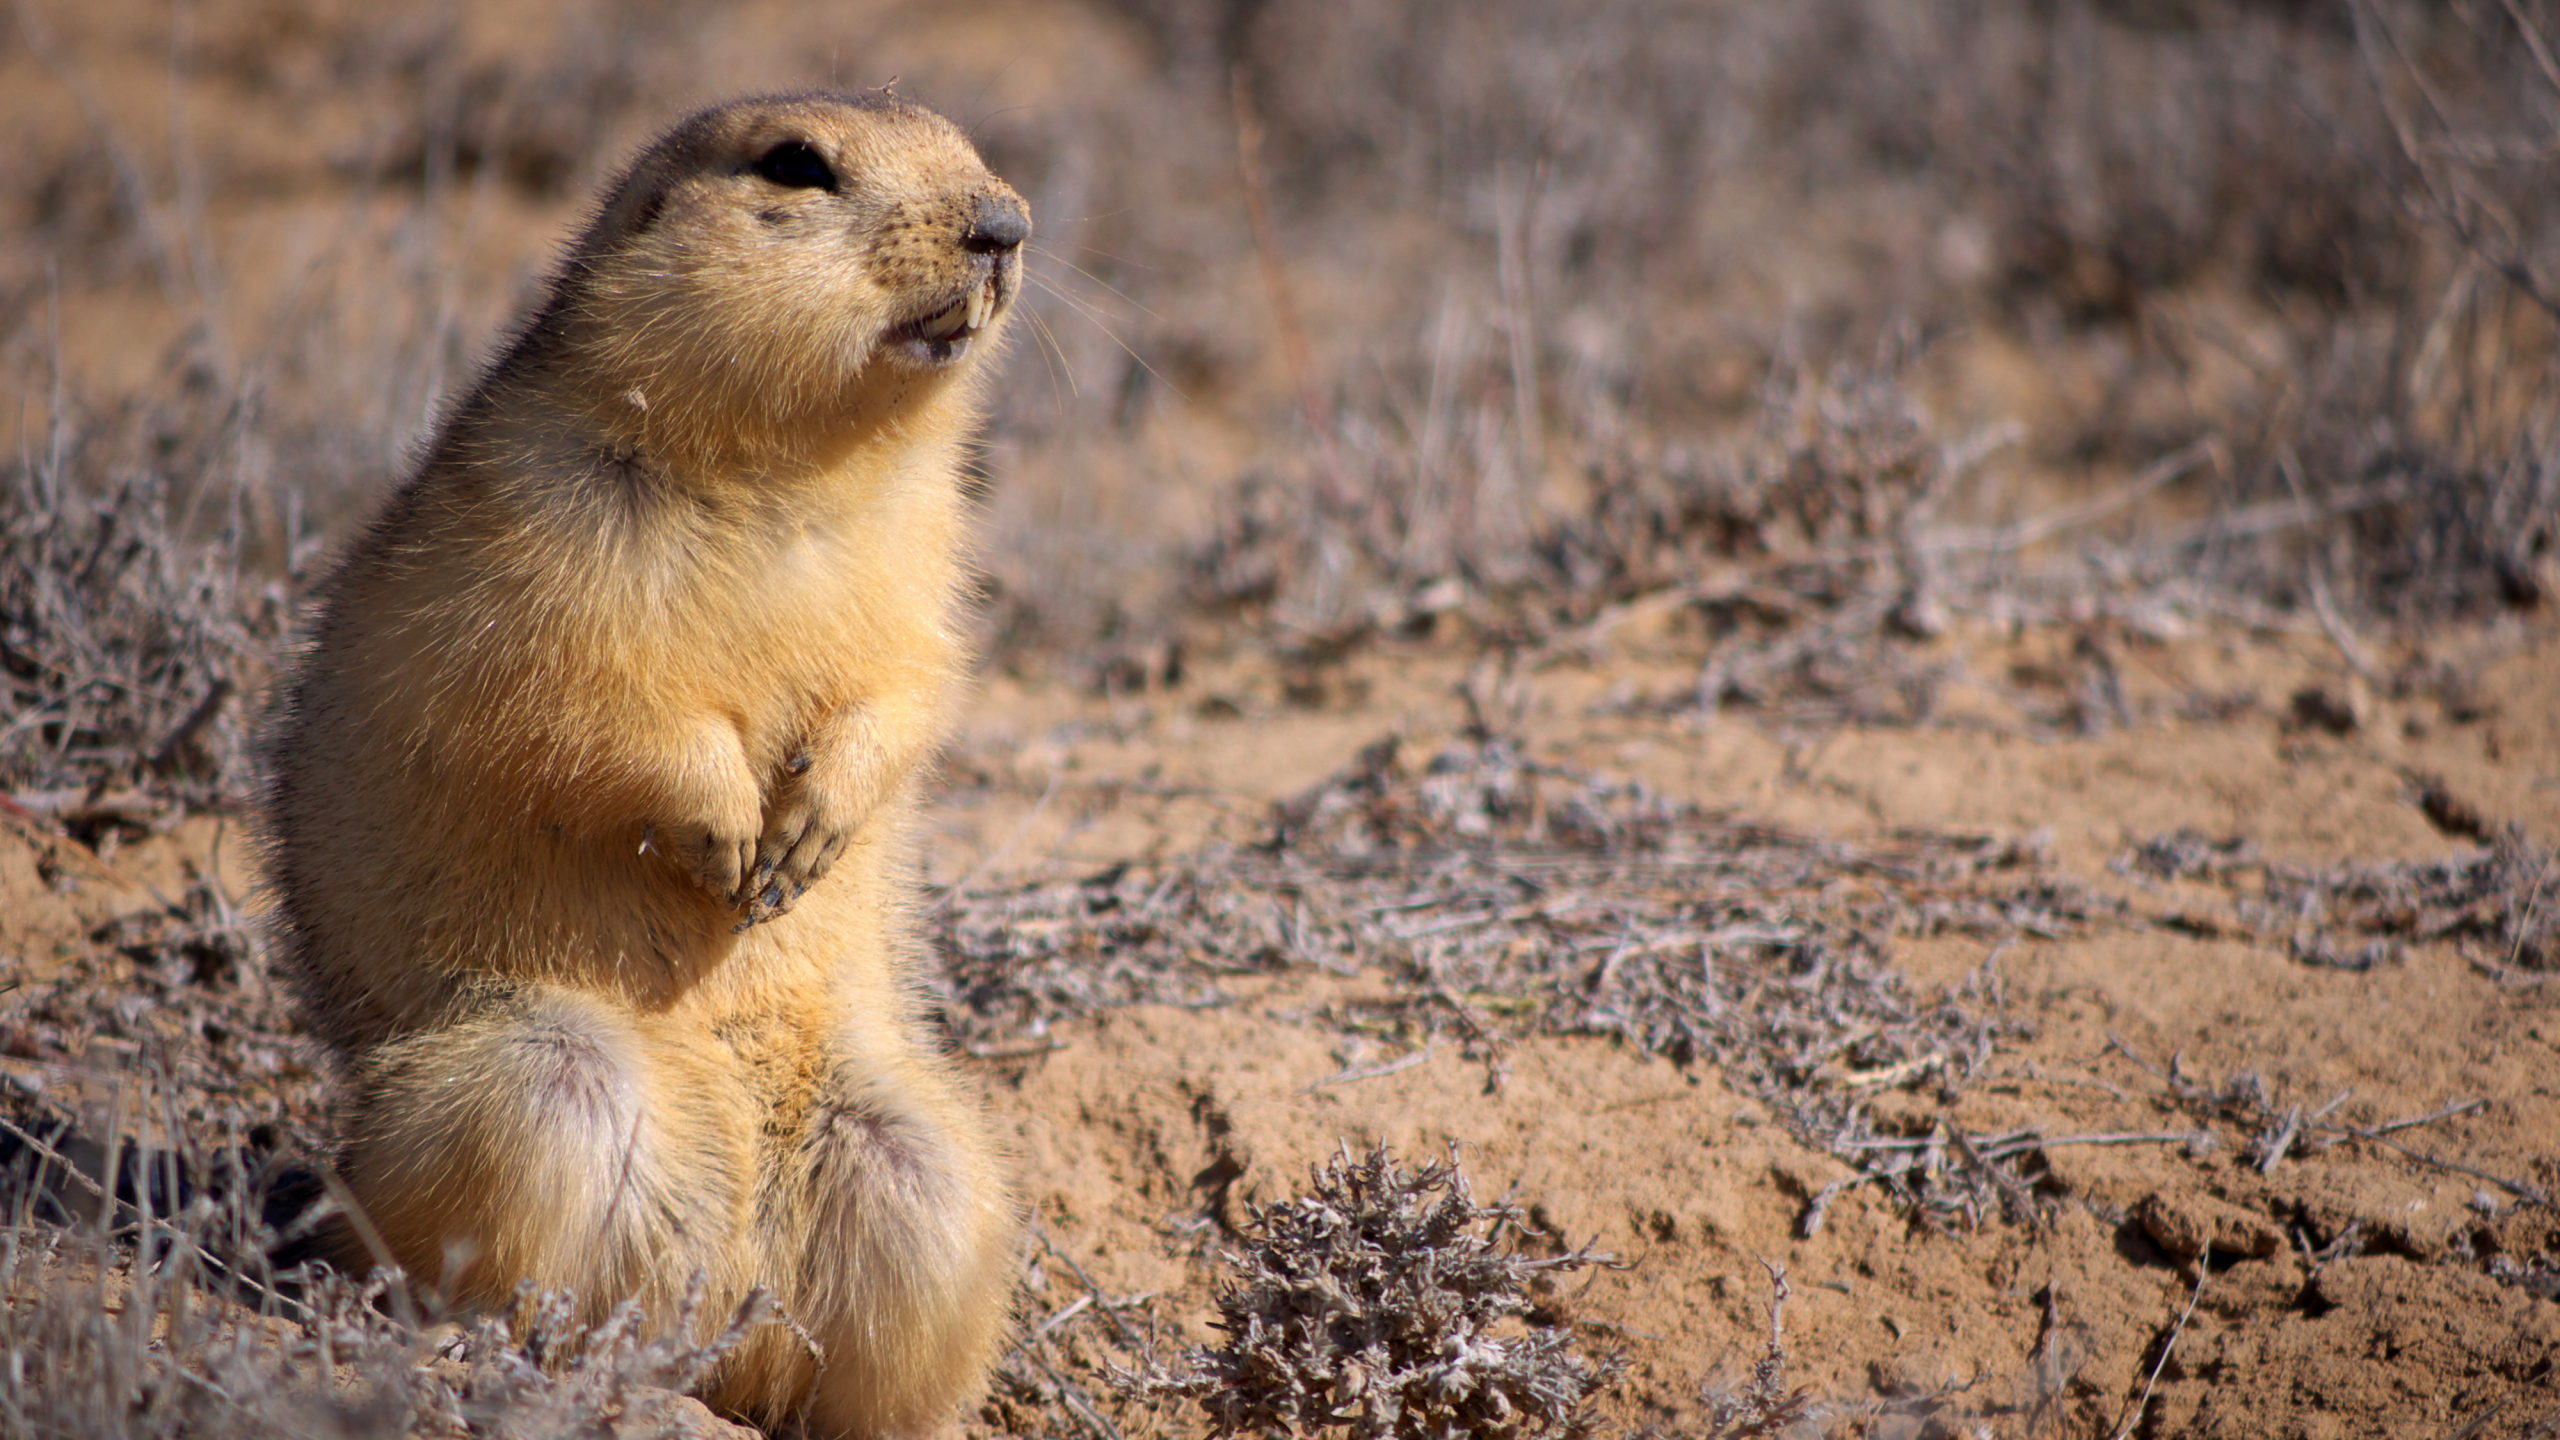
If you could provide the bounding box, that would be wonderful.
[261,92,1028,1438]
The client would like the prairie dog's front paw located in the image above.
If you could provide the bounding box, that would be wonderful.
[734,751,857,927]
[641,724,764,908]
[648,818,759,907]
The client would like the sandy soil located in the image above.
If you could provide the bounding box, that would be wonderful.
[933,626,2560,1439]
[9,619,2559,1437]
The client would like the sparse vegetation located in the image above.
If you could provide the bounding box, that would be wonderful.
[944,729,2074,1232]
[0,453,269,824]
[2123,821,2560,975]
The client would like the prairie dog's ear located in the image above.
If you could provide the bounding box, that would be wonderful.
[573,161,677,262]
[616,184,669,239]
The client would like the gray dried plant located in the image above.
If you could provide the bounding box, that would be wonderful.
[0,454,269,820]
[1144,1143,1620,1440]
[2118,824,2560,975]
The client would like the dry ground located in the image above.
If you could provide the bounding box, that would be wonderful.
[939,627,2560,1439]
[13,622,2560,1437]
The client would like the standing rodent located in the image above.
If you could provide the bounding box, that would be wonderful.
[262,91,1028,1437]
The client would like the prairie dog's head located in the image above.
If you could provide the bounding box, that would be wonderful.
[541,92,1030,462]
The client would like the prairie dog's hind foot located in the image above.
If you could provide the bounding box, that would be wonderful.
[341,988,738,1314]
[714,1062,1015,1438]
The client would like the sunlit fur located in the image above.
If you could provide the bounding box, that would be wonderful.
[261,92,1026,1438]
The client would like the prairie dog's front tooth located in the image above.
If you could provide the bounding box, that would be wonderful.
[965,282,989,332]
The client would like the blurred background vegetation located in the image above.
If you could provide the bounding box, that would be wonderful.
[2,0,2555,806]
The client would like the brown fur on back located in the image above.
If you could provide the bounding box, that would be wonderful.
[262,92,1028,1438]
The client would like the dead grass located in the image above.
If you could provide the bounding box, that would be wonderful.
[0,445,271,824]
[2120,823,2560,976]
[0,868,322,1140]
[1189,343,1992,700]
[941,726,2098,1236]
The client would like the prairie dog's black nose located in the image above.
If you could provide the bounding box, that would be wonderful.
[962,195,1030,254]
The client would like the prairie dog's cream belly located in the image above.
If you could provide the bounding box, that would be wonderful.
[261,91,1025,1438]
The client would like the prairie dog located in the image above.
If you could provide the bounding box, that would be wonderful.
[262,92,1028,1437]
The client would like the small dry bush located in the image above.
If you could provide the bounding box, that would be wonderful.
[0,432,273,820]
[1137,1143,1620,1440]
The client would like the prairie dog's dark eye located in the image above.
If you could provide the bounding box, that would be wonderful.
[751,141,836,191]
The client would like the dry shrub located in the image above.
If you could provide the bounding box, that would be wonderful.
[1139,1143,1621,1440]
[1695,1263,1818,1440]
[0,430,274,818]
[2262,830,2560,973]
[980,1226,1175,1440]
